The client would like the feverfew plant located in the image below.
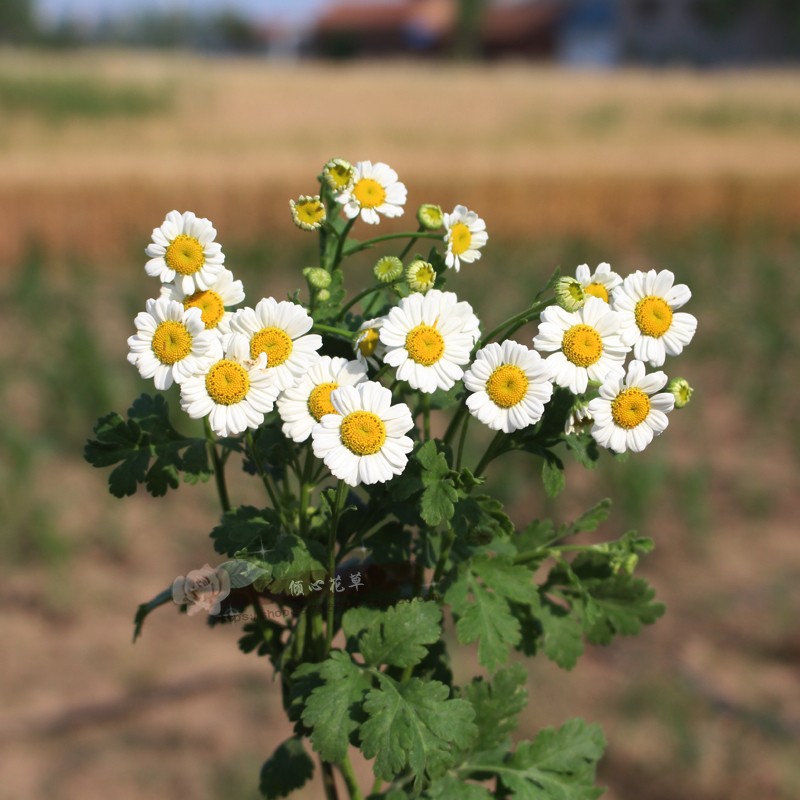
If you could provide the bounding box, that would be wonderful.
[86,158,698,800]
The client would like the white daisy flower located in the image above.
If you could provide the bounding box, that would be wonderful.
[380,290,481,394]
[613,269,697,367]
[588,360,675,453]
[311,382,414,487]
[161,268,245,334]
[355,317,387,368]
[533,297,629,395]
[180,335,280,438]
[127,297,219,391]
[277,356,368,443]
[443,204,488,272]
[463,340,553,433]
[228,298,322,392]
[145,210,225,295]
[575,262,622,304]
[336,160,407,225]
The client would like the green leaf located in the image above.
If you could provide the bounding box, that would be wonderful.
[463,663,529,754]
[360,674,477,790]
[84,393,211,497]
[566,499,612,536]
[425,777,494,799]
[259,737,315,800]
[564,432,601,470]
[416,440,458,526]
[541,453,565,498]
[358,600,442,669]
[211,505,281,557]
[241,533,327,595]
[536,598,585,671]
[497,719,606,799]
[219,558,269,589]
[446,556,537,671]
[301,651,373,763]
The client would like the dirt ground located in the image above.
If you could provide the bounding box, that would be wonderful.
[1,51,799,800]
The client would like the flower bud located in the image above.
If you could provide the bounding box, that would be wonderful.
[554,276,586,311]
[417,204,443,231]
[290,196,326,231]
[322,157,354,193]
[406,260,436,293]
[667,377,693,408]
[303,267,332,289]
[373,256,403,284]
[317,288,331,303]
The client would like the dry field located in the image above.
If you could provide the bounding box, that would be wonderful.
[1,49,799,800]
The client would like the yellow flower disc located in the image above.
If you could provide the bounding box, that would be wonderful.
[611,387,651,429]
[184,289,225,329]
[405,324,445,366]
[325,160,354,190]
[292,197,326,230]
[353,178,387,209]
[251,327,294,367]
[486,364,529,409]
[165,234,205,276]
[308,382,338,421]
[635,296,673,338]
[358,328,380,358]
[584,282,609,302]
[562,324,603,367]
[450,222,473,256]
[205,359,250,406]
[151,320,193,364]
[339,411,387,455]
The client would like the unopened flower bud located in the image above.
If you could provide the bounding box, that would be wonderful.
[554,276,586,311]
[303,267,331,289]
[417,204,443,231]
[373,256,403,284]
[667,377,693,408]
[322,157,354,193]
[317,288,331,303]
[406,260,436,293]
[290,196,326,231]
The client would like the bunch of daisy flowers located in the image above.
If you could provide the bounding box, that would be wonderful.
[92,158,698,800]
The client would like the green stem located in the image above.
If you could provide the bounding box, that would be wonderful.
[397,224,425,260]
[331,217,357,270]
[421,393,430,441]
[339,284,384,318]
[428,525,456,599]
[204,418,231,513]
[320,759,340,800]
[442,402,468,447]
[339,755,364,800]
[343,231,441,257]
[245,431,286,524]
[478,299,550,349]
[370,776,383,796]
[298,447,315,538]
[325,480,348,654]
[455,412,471,471]
[313,323,356,339]
[474,431,506,477]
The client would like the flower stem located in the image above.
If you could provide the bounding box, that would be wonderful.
[421,393,431,441]
[339,754,364,800]
[478,299,550,349]
[455,412,471,471]
[331,217,356,270]
[245,431,286,525]
[343,231,441,257]
[428,524,456,599]
[204,418,230,513]
[397,224,425,260]
[474,431,506,477]
[339,284,384,318]
[325,479,348,654]
[320,759,340,800]
[313,323,356,339]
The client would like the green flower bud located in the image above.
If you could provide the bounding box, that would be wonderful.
[290,196,326,231]
[373,255,403,284]
[303,267,332,290]
[554,276,586,312]
[322,157,354,193]
[667,377,693,408]
[417,203,443,231]
[317,288,331,303]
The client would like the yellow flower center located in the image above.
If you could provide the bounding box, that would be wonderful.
[584,282,609,303]
[165,234,205,276]
[635,296,673,338]
[251,327,293,367]
[405,324,445,366]
[358,328,380,358]
[184,289,225,329]
[353,178,386,209]
[308,382,338,421]
[151,320,193,364]
[339,410,387,456]
[450,222,472,256]
[408,262,436,291]
[611,387,651,429]
[293,198,326,228]
[205,359,250,406]
[562,324,603,367]
[486,364,529,409]
[327,162,353,190]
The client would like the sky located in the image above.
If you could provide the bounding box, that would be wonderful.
[35,0,342,26]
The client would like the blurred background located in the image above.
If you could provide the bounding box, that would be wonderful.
[1,1,799,798]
